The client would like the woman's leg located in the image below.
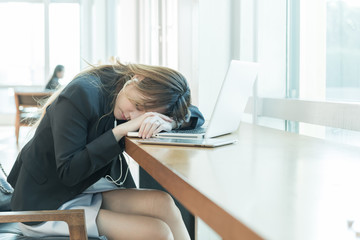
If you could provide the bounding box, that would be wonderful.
[97,189,190,240]
[97,209,173,240]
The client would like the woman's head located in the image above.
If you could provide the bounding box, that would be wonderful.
[34,62,191,129]
[77,61,191,122]
[53,65,65,79]
[113,63,191,122]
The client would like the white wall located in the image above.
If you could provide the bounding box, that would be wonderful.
[92,0,107,64]
[178,0,199,105]
[80,0,117,66]
[197,0,232,120]
[194,0,287,123]
[117,0,138,63]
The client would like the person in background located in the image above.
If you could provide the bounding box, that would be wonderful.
[8,61,204,239]
[45,65,65,90]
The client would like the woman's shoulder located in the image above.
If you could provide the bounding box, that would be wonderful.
[58,74,107,113]
[61,74,103,98]
[67,74,101,90]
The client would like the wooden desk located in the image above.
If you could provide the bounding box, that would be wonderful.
[125,123,360,240]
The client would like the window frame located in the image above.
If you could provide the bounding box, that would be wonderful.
[251,0,360,144]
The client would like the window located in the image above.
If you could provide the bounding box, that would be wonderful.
[288,0,360,103]
[0,1,80,87]
[49,2,80,85]
[260,0,360,146]
[0,0,80,118]
[0,2,45,86]
[116,0,178,68]
[326,0,360,102]
[230,0,360,146]
[325,0,360,146]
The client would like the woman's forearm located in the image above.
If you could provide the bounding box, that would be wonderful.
[112,125,127,141]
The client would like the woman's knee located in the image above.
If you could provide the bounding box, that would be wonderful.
[97,209,174,240]
[153,219,175,240]
[152,191,182,220]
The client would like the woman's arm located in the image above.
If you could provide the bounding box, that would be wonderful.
[50,96,121,187]
[175,105,205,130]
[113,111,174,140]
[112,104,204,139]
[47,76,123,187]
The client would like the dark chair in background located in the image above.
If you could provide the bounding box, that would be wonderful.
[14,91,52,143]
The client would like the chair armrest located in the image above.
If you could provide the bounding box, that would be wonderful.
[0,209,87,240]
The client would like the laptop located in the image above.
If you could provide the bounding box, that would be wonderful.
[135,60,259,147]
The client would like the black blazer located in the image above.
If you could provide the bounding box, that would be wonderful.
[8,74,204,213]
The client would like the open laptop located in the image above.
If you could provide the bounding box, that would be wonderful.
[136,60,259,147]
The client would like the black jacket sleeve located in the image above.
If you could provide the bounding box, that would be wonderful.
[177,105,205,130]
[48,82,121,187]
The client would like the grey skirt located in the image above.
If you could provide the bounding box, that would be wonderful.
[19,178,119,239]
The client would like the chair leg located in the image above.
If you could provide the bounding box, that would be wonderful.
[15,125,19,144]
[15,111,20,144]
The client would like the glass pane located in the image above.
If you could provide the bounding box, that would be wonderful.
[326,0,360,102]
[49,3,80,86]
[0,2,44,86]
[325,0,360,145]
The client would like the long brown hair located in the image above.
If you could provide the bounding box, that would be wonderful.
[34,61,191,128]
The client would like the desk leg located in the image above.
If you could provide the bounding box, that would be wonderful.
[139,167,195,240]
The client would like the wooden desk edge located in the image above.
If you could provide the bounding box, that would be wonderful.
[14,92,53,96]
[125,138,263,240]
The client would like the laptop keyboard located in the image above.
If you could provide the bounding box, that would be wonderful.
[168,127,206,134]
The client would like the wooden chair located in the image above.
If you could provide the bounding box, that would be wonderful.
[0,169,93,240]
[0,209,88,240]
[14,91,52,143]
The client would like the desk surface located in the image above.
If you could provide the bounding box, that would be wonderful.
[125,123,360,240]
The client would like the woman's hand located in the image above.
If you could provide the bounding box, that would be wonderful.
[138,113,173,139]
[112,112,173,141]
